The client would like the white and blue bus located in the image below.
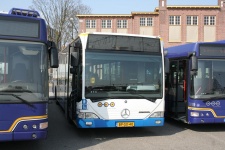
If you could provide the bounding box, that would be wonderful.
[165,40,225,124]
[0,8,58,141]
[55,32,166,128]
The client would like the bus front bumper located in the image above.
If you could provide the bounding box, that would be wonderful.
[75,118,164,128]
[0,131,47,141]
[189,117,225,124]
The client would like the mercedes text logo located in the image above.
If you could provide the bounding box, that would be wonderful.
[121,109,130,118]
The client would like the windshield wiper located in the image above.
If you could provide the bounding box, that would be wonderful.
[0,89,33,93]
[0,93,36,108]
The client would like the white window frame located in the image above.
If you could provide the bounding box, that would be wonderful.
[102,20,112,28]
[187,16,198,25]
[140,17,153,26]
[117,20,127,28]
[169,16,181,25]
[204,16,216,25]
[86,20,96,28]
[107,20,112,28]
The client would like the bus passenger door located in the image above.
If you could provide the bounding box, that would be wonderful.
[167,60,187,121]
[69,49,82,121]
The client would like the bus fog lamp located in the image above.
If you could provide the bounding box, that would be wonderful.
[32,133,37,139]
[23,124,28,130]
[155,120,162,124]
[32,124,37,129]
[39,122,48,129]
[190,112,199,117]
[85,122,93,126]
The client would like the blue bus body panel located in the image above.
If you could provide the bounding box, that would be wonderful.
[75,118,164,128]
[188,98,225,124]
[166,43,199,58]
[0,103,48,141]
[166,40,225,58]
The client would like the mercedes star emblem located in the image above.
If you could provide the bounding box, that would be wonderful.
[121,109,130,118]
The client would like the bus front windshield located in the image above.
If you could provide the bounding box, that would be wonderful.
[191,59,225,99]
[85,51,163,101]
[0,40,48,103]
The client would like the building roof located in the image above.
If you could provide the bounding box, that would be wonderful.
[131,11,159,15]
[155,5,220,10]
[77,5,220,18]
[76,12,159,18]
[76,14,132,18]
[167,5,220,9]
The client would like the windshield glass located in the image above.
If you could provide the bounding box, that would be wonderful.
[190,59,225,99]
[85,51,163,101]
[0,40,48,102]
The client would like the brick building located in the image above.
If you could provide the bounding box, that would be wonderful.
[77,0,225,48]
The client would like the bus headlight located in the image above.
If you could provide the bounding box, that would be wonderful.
[85,112,99,119]
[78,112,85,119]
[78,112,99,119]
[39,122,48,129]
[190,112,199,117]
[149,112,164,118]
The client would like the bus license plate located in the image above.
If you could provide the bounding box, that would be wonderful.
[117,122,134,127]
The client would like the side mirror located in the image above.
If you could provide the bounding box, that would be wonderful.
[164,50,169,74]
[48,41,59,68]
[189,52,198,75]
[164,57,170,74]
[70,52,78,67]
[191,54,198,71]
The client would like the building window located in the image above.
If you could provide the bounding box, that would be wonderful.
[169,16,181,25]
[86,20,96,28]
[204,16,215,25]
[187,16,198,25]
[107,20,112,28]
[117,20,127,28]
[140,17,153,26]
[102,20,112,28]
[140,18,145,26]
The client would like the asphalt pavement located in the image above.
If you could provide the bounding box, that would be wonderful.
[1,99,225,150]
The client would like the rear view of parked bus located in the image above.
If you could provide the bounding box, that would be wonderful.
[55,32,166,128]
[165,40,225,124]
[0,8,58,141]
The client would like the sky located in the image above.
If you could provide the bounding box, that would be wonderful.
[0,0,218,14]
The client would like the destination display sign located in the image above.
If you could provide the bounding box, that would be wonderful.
[199,44,225,56]
[0,16,39,38]
[87,34,161,53]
